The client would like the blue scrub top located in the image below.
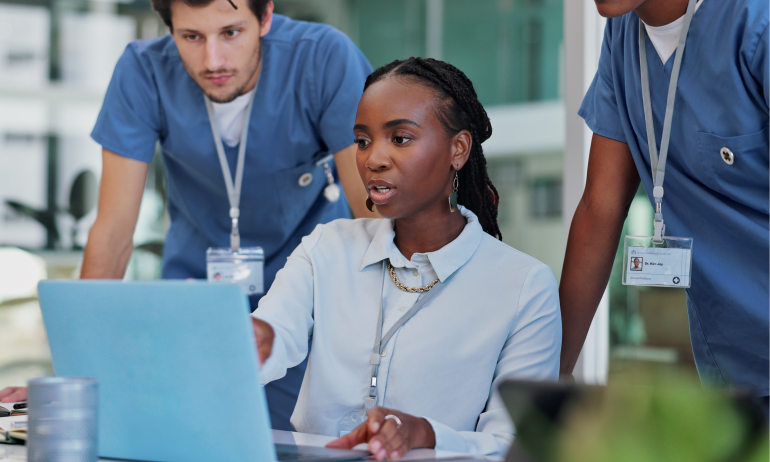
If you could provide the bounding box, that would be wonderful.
[92,14,372,297]
[580,0,769,395]
[91,14,373,430]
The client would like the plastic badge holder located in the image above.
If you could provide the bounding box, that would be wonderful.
[207,247,265,296]
[337,409,367,437]
[623,236,693,288]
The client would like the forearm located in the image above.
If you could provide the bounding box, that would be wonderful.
[80,148,148,279]
[558,197,627,375]
[80,219,134,279]
[559,134,639,376]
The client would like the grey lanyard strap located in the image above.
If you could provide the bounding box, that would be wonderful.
[364,261,449,410]
[639,0,696,243]
[204,79,259,252]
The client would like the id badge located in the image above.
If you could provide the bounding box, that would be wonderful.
[622,236,693,288]
[206,247,264,295]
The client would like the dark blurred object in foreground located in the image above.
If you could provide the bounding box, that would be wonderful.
[27,377,98,462]
[500,374,768,462]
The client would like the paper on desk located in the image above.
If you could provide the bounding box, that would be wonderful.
[0,416,26,431]
[0,403,24,414]
[0,415,27,444]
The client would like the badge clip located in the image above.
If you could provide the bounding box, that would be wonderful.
[652,188,665,244]
[653,202,665,244]
[230,207,240,251]
[322,162,341,203]
[315,154,340,203]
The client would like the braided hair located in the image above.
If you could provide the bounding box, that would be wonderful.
[363,57,502,240]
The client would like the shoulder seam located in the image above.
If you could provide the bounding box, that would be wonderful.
[481,233,530,258]
[303,224,325,255]
[513,260,548,325]
[512,264,539,331]
[749,21,770,72]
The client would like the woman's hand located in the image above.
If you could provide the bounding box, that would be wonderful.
[0,386,27,403]
[252,317,274,365]
[326,407,436,460]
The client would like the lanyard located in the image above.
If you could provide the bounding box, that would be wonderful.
[364,261,450,410]
[203,79,259,252]
[638,0,696,243]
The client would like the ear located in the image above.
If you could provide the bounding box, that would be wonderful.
[450,129,472,170]
[259,1,274,37]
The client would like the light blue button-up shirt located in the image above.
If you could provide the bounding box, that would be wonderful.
[253,207,561,456]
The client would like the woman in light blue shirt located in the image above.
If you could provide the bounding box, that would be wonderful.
[251,58,562,459]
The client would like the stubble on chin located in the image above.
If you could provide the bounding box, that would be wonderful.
[203,81,244,104]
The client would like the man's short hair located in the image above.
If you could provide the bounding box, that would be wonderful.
[151,0,270,29]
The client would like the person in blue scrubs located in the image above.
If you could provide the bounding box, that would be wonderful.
[0,0,375,430]
[559,0,768,404]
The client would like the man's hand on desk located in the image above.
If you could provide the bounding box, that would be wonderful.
[326,406,435,460]
[251,317,275,365]
[0,386,27,403]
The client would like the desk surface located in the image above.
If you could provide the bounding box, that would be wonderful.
[1,430,486,461]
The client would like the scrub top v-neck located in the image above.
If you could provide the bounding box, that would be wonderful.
[579,0,769,396]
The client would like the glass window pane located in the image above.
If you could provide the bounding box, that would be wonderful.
[443,0,563,106]
[348,0,426,69]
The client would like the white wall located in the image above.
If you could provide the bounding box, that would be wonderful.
[563,0,608,385]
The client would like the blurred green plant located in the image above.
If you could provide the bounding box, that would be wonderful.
[747,433,770,462]
[556,373,768,462]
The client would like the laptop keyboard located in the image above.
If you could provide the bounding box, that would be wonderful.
[276,451,359,462]
[275,444,369,462]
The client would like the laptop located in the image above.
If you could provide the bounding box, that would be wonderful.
[37,280,368,462]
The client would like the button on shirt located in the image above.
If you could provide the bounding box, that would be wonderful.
[579,0,769,394]
[90,15,373,302]
[253,207,562,456]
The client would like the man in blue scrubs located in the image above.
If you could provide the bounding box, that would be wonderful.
[559,0,768,404]
[0,0,374,429]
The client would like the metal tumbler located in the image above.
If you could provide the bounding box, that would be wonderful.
[27,377,98,462]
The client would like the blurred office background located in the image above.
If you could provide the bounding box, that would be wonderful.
[0,0,692,388]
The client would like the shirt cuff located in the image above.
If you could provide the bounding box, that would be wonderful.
[423,417,470,454]
[578,112,627,144]
[251,314,287,384]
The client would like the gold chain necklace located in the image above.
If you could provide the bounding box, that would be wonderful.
[386,259,439,293]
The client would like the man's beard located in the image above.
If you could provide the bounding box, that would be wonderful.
[191,40,261,103]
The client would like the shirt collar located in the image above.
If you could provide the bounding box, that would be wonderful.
[359,205,485,282]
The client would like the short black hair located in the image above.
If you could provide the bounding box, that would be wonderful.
[364,57,502,240]
[151,0,270,29]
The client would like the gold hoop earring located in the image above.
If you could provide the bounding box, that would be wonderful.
[366,197,375,212]
[449,171,459,213]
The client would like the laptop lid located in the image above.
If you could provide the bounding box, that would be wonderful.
[37,280,275,462]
